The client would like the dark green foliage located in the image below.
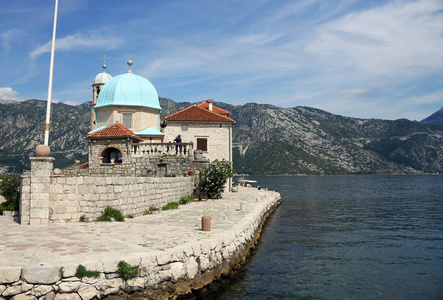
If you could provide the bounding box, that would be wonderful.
[116,260,139,279]
[143,206,159,215]
[201,159,234,199]
[96,206,125,222]
[79,214,86,222]
[0,201,17,214]
[179,195,193,205]
[59,267,64,278]
[0,175,19,213]
[75,265,100,278]
[0,175,19,203]
[162,202,179,210]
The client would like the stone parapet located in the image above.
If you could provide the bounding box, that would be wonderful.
[1,189,281,299]
[20,173,194,224]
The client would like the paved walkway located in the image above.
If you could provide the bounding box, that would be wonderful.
[0,188,280,272]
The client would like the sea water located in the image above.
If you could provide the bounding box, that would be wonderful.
[210,175,443,300]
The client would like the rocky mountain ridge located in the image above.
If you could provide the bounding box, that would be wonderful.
[0,98,442,175]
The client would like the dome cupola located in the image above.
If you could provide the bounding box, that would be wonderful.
[94,65,113,84]
[95,63,160,111]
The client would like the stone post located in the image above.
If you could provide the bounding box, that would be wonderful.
[202,216,211,231]
[29,157,54,225]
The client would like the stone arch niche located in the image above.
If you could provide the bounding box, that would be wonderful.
[101,147,123,164]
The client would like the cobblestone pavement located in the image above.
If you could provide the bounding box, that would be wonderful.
[0,188,280,269]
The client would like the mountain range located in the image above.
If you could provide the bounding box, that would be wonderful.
[0,98,442,175]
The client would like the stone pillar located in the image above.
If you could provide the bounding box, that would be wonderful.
[19,174,31,225]
[29,157,54,225]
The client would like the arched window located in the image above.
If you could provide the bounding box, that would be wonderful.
[101,147,123,164]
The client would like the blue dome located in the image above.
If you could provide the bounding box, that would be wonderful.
[95,72,161,110]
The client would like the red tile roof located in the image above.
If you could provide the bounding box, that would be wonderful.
[85,122,143,140]
[196,101,230,115]
[165,104,235,123]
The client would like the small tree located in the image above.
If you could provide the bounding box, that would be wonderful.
[0,175,19,212]
[201,159,234,199]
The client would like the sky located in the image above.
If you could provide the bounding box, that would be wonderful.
[0,0,442,121]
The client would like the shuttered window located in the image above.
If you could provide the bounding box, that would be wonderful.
[197,138,208,151]
[122,113,133,129]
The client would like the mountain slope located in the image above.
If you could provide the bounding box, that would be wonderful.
[0,99,442,175]
[421,107,443,125]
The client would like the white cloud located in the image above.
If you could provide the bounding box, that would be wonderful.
[337,87,387,99]
[402,90,443,106]
[307,0,443,81]
[1,28,24,49]
[0,87,21,100]
[29,33,123,59]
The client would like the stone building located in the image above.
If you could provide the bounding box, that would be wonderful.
[163,99,235,163]
[84,62,235,177]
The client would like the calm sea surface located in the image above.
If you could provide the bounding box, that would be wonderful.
[210,175,443,300]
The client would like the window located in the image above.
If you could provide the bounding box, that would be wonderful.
[181,124,188,130]
[197,138,208,152]
[122,113,133,128]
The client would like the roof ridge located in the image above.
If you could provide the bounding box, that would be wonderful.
[164,104,197,119]
[165,105,235,123]
[85,122,143,140]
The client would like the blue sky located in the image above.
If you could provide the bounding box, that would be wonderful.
[1,0,442,121]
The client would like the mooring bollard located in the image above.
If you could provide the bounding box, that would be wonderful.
[202,215,211,231]
[255,197,259,202]
[240,201,246,211]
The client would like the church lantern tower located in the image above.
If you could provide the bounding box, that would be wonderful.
[90,57,112,131]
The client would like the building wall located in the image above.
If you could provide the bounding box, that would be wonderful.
[164,122,232,163]
[95,106,160,132]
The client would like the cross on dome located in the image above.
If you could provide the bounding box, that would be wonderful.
[101,54,108,69]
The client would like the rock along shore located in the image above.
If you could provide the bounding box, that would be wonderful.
[0,187,281,300]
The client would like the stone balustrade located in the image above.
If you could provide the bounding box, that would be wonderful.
[130,142,194,158]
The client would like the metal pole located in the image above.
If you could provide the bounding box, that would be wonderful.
[44,0,58,146]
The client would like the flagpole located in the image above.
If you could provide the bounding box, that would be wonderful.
[44,0,58,146]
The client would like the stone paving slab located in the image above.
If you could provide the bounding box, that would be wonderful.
[0,188,280,272]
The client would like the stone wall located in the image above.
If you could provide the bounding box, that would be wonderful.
[81,138,195,177]
[20,157,194,224]
[164,122,232,163]
[1,191,281,300]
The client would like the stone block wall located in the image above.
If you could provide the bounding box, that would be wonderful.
[164,122,233,163]
[20,159,194,224]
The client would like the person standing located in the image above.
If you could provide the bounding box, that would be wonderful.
[174,135,182,154]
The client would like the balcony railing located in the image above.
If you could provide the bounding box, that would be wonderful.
[129,142,194,157]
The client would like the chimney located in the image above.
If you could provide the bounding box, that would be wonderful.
[207,99,214,111]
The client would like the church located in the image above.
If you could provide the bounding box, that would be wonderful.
[83,60,235,177]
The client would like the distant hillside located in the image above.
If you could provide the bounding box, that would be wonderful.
[421,107,443,125]
[0,99,442,175]
[0,99,89,173]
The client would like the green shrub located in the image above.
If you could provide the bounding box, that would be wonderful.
[143,206,159,215]
[96,206,125,222]
[79,215,87,222]
[75,265,100,278]
[201,159,234,199]
[162,202,179,210]
[0,175,19,213]
[116,260,139,279]
[0,201,17,214]
[179,195,193,205]
[126,214,134,219]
